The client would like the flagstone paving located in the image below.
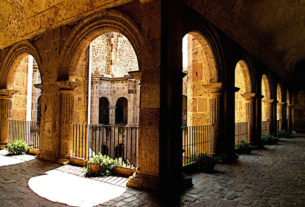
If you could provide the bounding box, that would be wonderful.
[0,135,305,206]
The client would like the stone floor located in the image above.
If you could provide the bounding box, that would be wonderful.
[0,135,305,206]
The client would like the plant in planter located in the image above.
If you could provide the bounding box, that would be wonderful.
[235,140,252,154]
[196,153,216,173]
[215,152,239,164]
[277,129,292,138]
[85,153,126,176]
[261,134,278,145]
[86,154,103,176]
[6,139,28,155]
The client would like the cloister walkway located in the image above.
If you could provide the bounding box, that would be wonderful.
[0,135,305,207]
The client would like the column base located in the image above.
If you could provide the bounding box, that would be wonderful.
[0,144,6,150]
[126,172,159,190]
[57,158,70,165]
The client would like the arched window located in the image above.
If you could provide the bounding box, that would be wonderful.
[99,97,109,124]
[115,97,128,125]
[37,96,41,122]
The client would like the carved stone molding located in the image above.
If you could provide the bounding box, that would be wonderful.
[0,89,17,98]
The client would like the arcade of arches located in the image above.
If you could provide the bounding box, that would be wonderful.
[0,1,305,192]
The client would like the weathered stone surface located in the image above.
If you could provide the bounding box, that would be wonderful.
[1,136,305,206]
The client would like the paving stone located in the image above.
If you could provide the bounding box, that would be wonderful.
[1,137,305,206]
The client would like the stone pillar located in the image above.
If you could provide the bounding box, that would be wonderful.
[57,81,80,160]
[263,99,274,135]
[90,75,100,124]
[282,102,287,130]
[0,89,17,149]
[35,83,61,161]
[209,83,224,155]
[288,104,293,130]
[277,101,284,131]
[109,106,116,125]
[241,93,256,144]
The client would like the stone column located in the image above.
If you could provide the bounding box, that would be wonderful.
[282,102,287,130]
[57,81,80,161]
[263,99,274,135]
[288,104,293,130]
[109,106,116,125]
[209,83,224,155]
[277,101,284,131]
[90,75,101,124]
[0,89,17,149]
[241,93,256,144]
[34,83,61,161]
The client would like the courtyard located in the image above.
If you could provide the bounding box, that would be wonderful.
[0,135,304,207]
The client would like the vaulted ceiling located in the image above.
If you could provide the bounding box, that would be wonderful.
[0,0,304,82]
[186,0,305,81]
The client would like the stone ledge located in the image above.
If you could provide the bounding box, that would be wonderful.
[126,172,159,190]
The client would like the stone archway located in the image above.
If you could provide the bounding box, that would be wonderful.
[182,31,221,162]
[261,74,272,135]
[0,52,42,149]
[57,11,159,189]
[234,60,254,143]
[277,83,283,131]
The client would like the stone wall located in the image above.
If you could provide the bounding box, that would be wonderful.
[89,32,140,126]
[90,77,140,126]
[294,90,305,133]
[11,56,28,120]
[183,33,215,127]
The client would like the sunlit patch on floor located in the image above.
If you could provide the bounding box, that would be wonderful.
[0,150,35,167]
[28,169,127,207]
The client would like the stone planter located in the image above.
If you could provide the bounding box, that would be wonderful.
[90,163,101,175]
[28,148,40,155]
[113,166,136,177]
[69,157,88,166]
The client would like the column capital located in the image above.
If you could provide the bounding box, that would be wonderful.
[277,101,285,105]
[0,89,17,99]
[56,81,82,92]
[241,92,256,102]
[209,82,224,98]
[263,99,274,104]
[128,71,142,81]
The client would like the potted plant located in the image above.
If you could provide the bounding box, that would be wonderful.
[261,134,278,145]
[235,140,252,154]
[277,129,292,138]
[6,139,28,155]
[86,154,103,176]
[196,153,216,173]
[85,153,127,176]
[215,152,239,164]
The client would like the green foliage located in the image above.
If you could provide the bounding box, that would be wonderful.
[215,152,239,164]
[196,153,216,173]
[277,129,292,138]
[85,153,126,176]
[235,140,252,154]
[6,139,28,155]
[261,134,278,145]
